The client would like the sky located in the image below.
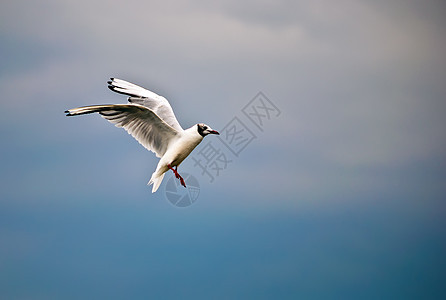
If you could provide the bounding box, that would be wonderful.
[1,0,445,298]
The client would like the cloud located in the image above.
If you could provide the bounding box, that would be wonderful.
[1,0,445,197]
[1,1,445,298]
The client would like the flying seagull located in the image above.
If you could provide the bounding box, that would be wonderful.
[65,78,219,193]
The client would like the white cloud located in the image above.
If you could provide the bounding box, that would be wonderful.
[1,0,445,200]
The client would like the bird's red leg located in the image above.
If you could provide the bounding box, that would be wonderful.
[178,175,186,188]
[168,164,180,179]
[168,164,186,188]
[167,164,178,178]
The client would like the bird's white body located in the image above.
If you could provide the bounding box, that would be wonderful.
[66,78,219,193]
[148,126,204,192]
[160,126,204,168]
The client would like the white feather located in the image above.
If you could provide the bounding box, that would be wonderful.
[66,78,219,193]
[66,104,179,158]
[108,78,183,131]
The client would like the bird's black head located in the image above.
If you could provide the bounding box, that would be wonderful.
[197,123,219,137]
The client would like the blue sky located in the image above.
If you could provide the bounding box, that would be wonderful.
[1,0,445,298]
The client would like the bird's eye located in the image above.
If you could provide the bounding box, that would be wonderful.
[203,126,207,130]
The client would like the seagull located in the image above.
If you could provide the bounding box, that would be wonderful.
[65,78,219,193]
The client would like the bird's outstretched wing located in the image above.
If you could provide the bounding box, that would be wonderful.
[107,78,183,132]
[65,104,179,158]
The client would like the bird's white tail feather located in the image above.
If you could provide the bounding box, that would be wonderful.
[148,172,165,193]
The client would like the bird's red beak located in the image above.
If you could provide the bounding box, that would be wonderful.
[210,130,219,135]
